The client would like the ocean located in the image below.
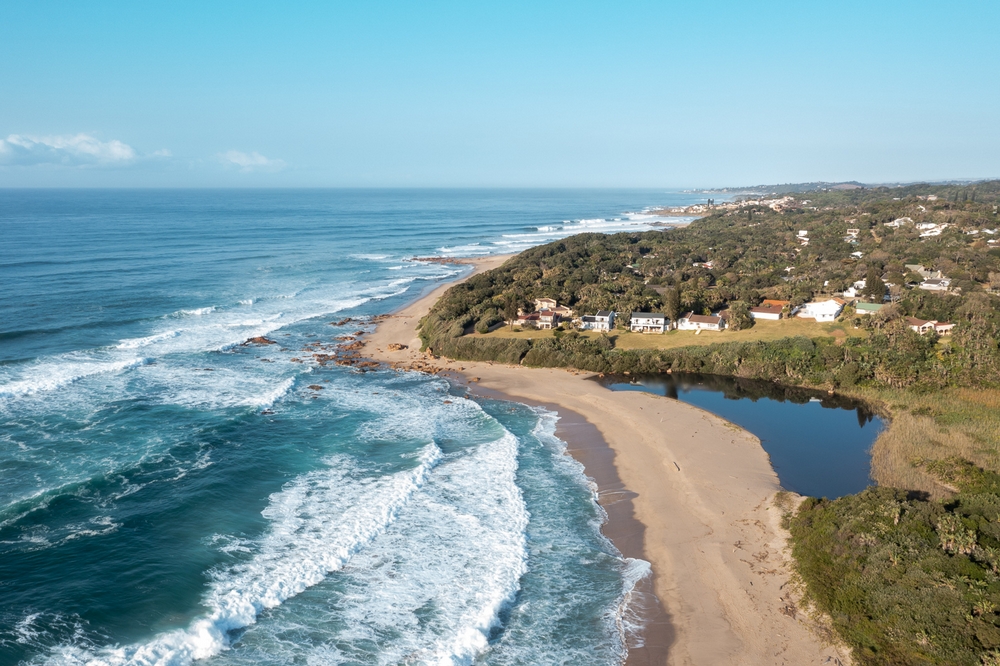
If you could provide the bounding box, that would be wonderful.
[0,189,705,666]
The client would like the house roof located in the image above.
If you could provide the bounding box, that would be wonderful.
[750,305,783,315]
[631,312,665,319]
[595,310,613,317]
[905,316,931,326]
[760,299,790,308]
[684,313,722,324]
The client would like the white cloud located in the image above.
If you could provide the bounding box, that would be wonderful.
[0,133,139,166]
[219,150,286,172]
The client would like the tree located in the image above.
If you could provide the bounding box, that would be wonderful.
[503,295,519,330]
[727,301,754,331]
[664,287,682,322]
[864,268,887,302]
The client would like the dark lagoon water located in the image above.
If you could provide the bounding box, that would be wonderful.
[601,374,883,499]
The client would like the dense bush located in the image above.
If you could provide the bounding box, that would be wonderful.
[789,459,1000,665]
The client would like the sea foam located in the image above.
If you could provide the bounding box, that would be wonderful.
[42,443,443,666]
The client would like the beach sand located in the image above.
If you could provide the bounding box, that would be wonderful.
[363,255,852,666]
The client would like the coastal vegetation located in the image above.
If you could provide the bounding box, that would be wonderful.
[417,180,1000,664]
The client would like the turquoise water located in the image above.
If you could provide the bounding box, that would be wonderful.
[0,190,703,665]
[603,374,883,499]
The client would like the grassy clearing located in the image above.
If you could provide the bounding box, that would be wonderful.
[478,318,866,350]
[849,387,1000,496]
[614,318,866,350]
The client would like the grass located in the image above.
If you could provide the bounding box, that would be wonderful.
[479,318,867,350]
[848,387,1000,497]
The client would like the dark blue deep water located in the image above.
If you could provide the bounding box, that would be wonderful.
[603,374,883,499]
[0,189,707,666]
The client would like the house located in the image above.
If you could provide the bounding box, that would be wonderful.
[905,318,955,335]
[854,302,884,316]
[906,317,936,334]
[749,305,783,320]
[844,279,866,298]
[579,311,615,332]
[760,299,790,309]
[534,298,557,310]
[533,298,573,317]
[919,278,951,292]
[516,309,561,330]
[677,312,725,331]
[934,321,955,335]
[906,264,945,280]
[795,299,845,322]
[630,312,667,333]
[846,228,860,237]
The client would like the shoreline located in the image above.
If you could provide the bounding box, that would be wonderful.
[362,254,852,665]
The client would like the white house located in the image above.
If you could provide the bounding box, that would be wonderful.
[749,305,783,320]
[579,311,615,332]
[844,279,866,298]
[795,299,845,322]
[630,312,667,333]
[677,312,725,331]
[919,278,951,292]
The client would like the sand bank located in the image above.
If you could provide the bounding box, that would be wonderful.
[363,255,852,666]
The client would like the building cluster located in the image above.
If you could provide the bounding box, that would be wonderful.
[507,284,955,337]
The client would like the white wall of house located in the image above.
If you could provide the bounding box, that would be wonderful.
[795,300,844,322]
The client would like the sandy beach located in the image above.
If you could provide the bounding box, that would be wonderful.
[363,255,852,666]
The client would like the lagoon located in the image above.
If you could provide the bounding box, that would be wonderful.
[601,374,883,499]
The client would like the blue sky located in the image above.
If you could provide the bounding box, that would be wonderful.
[1,1,997,187]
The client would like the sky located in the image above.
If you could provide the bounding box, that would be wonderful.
[1,0,998,188]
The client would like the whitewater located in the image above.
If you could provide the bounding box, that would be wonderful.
[0,189,703,665]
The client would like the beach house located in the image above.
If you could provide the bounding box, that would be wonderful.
[677,312,725,331]
[749,305,783,320]
[795,299,845,322]
[516,310,560,330]
[630,312,667,333]
[579,311,615,332]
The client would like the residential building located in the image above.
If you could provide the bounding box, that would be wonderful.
[905,264,945,280]
[579,311,615,332]
[906,318,954,335]
[516,310,560,330]
[630,312,667,333]
[795,299,845,322]
[919,278,951,292]
[534,298,557,310]
[906,317,936,334]
[854,302,884,316]
[677,312,725,331]
[844,279,866,298]
[934,322,955,335]
[760,299,790,309]
[749,305,783,320]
